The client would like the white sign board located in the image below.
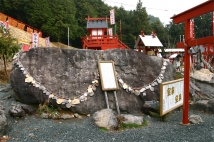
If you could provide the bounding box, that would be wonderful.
[98,61,119,91]
[160,78,184,116]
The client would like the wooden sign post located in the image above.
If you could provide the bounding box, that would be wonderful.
[160,78,184,116]
[171,0,214,125]
[98,61,120,114]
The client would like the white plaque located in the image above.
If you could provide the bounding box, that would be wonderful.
[98,61,119,91]
[160,78,184,116]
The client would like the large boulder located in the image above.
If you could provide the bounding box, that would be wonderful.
[190,69,214,99]
[10,48,175,114]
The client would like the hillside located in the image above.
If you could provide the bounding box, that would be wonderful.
[0,23,76,83]
[9,24,75,49]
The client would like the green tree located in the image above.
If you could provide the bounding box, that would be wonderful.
[25,0,52,30]
[148,15,161,24]
[132,0,151,35]
[165,21,184,48]
[194,12,212,38]
[151,20,168,47]
[0,27,20,79]
[1,0,194,49]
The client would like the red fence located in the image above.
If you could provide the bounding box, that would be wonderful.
[0,12,42,37]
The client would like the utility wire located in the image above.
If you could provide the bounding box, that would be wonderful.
[103,0,183,12]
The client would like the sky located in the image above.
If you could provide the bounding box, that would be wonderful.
[103,0,208,25]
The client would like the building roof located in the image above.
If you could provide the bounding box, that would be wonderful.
[134,35,163,48]
[169,53,179,58]
[158,48,184,52]
[86,20,108,29]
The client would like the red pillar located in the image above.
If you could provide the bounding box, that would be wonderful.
[182,19,191,125]
[212,11,214,36]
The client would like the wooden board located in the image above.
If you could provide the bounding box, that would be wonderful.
[98,61,119,91]
[160,78,184,116]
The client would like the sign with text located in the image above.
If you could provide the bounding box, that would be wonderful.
[31,32,39,48]
[110,9,115,25]
[98,61,119,91]
[160,78,184,116]
[108,28,113,36]
[45,37,50,47]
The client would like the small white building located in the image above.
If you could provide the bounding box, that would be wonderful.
[134,32,163,56]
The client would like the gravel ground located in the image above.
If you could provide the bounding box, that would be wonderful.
[1,84,214,142]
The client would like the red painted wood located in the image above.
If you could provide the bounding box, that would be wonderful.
[82,17,129,50]
[182,19,191,125]
[176,36,214,48]
[171,0,214,125]
[0,12,42,37]
[171,0,214,24]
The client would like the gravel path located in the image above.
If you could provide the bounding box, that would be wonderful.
[1,85,214,142]
[6,110,214,142]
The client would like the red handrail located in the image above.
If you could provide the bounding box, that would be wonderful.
[0,12,42,37]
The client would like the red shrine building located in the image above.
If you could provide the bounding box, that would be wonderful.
[81,17,129,50]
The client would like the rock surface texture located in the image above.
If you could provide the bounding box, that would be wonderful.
[190,69,214,112]
[92,109,118,130]
[10,48,175,114]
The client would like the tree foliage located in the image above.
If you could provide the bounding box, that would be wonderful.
[194,12,213,38]
[0,27,20,78]
[0,0,212,49]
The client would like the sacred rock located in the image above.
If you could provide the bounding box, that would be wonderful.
[10,47,175,115]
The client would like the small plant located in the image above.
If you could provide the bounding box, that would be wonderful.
[99,116,148,132]
[174,72,184,80]
[37,103,58,115]
[149,104,171,122]
[119,119,148,130]
[99,127,108,132]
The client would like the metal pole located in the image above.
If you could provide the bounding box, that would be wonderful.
[104,91,109,109]
[113,91,120,114]
[115,24,116,35]
[68,27,69,48]
[120,19,122,41]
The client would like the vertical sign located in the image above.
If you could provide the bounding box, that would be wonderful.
[110,9,115,25]
[45,37,50,47]
[190,19,194,39]
[98,61,119,91]
[108,28,113,36]
[160,78,184,116]
[31,33,39,48]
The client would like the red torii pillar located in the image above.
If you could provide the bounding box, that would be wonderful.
[171,0,214,125]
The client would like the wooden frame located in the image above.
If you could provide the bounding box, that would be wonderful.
[160,78,184,116]
[98,61,119,91]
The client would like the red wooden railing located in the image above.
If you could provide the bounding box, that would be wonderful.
[0,12,42,37]
[82,35,130,50]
